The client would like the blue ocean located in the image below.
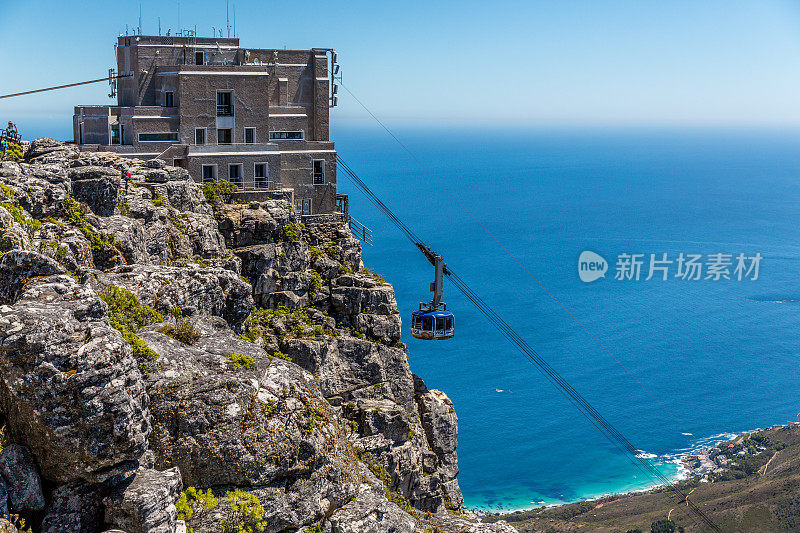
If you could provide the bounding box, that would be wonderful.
[333,125,800,510]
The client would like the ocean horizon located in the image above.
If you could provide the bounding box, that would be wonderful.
[333,125,800,511]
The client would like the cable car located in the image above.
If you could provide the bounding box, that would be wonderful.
[411,306,454,340]
[410,250,455,340]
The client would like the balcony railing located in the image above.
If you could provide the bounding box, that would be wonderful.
[216,105,233,116]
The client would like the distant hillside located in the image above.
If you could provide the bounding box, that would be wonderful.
[485,424,800,532]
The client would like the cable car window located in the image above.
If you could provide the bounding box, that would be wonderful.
[445,317,453,330]
[422,316,432,331]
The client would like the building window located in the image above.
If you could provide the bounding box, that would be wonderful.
[312,159,325,185]
[195,128,206,145]
[78,122,84,145]
[217,91,233,116]
[164,91,174,107]
[228,164,243,187]
[138,132,179,142]
[244,127,255,144]
[254,163,268,189]
[202,165,217,183]
[195,51,204,65]
[269,131,304,140]
[217,128,232,145]
[110,123,121,145]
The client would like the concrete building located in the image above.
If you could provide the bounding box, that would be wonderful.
[73,34,340,215]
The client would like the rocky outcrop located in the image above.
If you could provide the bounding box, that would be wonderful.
[0,139,513,533]
[103,467,183,533]
[0,268,150,484]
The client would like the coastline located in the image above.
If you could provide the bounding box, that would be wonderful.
[482,421,800,530]
[477,424,790,516]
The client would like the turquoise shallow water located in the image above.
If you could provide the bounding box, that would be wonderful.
[332,125,800,510]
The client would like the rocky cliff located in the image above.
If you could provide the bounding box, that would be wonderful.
[0,138,514,533]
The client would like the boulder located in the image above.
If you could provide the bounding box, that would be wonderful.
[0,444,45,511]
[0,249,66,303]
[93,264,253,328]
[324,483,416,533]
[104,467,182,533]
[41,481,105,533]
[0,272,150,484]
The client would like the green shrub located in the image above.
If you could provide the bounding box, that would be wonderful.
[160,319,201,345]
[65,197,118,252]
[0,184,15,200]
[221,490,267,533]
[309,246,323,259]
[359,267,385,285]
[309,270,323,294]
[100,285,163,331]
[304,525,323,533]
[177,486,218,522]
[99,286,162,363]
[117,199,130,216]
[228,353,255,370]
[650,519,683,533]
[151,191,167,207]
[279,222,305,242]
[243,306,323,342]
[271,351,292,362]
[325,243,340,257]
[1,142,23,163]
[1,202,41,233]
[201,179,238,211]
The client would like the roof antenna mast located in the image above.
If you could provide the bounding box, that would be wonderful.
[226,0,230,38]
[138,3,142,35]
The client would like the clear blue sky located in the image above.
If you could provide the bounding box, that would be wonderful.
[2,0,800,138]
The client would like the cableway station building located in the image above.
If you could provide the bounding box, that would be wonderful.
[72,34,341,215]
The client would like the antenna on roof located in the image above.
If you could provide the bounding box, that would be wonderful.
[226,0,230,38]
[233,4,236,37]
[177,0,181,33]
[138,3,142,35]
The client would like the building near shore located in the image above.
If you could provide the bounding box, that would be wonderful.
[73,33,341,215]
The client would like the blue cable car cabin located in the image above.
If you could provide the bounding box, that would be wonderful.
[410,307,454,340]
[409,250,454,340]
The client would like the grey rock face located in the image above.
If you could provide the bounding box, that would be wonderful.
[0,444,45,511]
[288,337,414,411]
[93,264,253,328]
[141,316,355,492]
[104,467,182,533]
[324,484,416,533]
[0,270,150,484]
[0,249,66,303]
[26,137,79,161]
[41,481,105,533]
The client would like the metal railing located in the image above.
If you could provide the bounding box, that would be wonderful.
[216,105,233,116]
[349,216,373,246]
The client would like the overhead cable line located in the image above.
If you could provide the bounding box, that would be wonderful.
[0,73,132,100]
[336,155,721,532]
[333,77,691,435]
